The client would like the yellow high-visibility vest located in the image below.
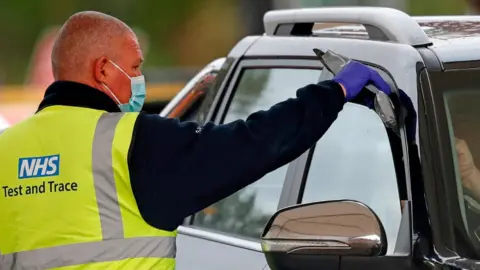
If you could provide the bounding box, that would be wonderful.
[0,105,176,270]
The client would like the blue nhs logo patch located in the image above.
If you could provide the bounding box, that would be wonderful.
[18,155,60,179]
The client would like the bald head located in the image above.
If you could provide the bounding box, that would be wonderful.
[52,11,136,81]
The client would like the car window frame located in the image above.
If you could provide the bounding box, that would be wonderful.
[297,62,410,196]
[420,61,480,259]
[159,58,225,118]
[166,76,214,121]
[196,57,239,124]
[293,61,414,256]
[178,59,325,250]
[214,58,325,210]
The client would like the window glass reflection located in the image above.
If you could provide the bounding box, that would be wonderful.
[302,103,401,255]
[194,68,321,239]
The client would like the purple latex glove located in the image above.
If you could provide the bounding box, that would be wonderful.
[332,61,392,101]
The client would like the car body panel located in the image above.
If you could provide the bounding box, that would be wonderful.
[227,36,262,58]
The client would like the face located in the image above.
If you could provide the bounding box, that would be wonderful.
[94,33,144,104]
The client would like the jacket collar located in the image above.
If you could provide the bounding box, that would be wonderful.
[37,81,120,113]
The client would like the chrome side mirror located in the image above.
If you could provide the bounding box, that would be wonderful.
[261,200,387,261]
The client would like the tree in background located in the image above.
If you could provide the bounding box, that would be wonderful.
[408,0,467,15]
[0,0,473,85]
[167,0,242,67]
[237,0,274,35]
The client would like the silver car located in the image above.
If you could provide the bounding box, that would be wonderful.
[161,7,480,270]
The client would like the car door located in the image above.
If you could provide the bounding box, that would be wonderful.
[251,61,417,270]
[264,57,423,269]
[175,59,324,270]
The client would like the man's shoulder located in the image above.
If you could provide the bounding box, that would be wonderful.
[135,112,163,120]
[131,113,161,144]
[133,112,199,135]
[129,113,202,163]
[130,113,185,152]
[133,112,165,131]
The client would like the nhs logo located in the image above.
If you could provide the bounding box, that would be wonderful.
[18,155,60,179]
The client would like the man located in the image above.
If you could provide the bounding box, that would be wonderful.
[0,11,392,269]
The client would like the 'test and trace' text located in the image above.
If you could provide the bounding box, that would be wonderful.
[3,181,78,197]
[3,154,79,198]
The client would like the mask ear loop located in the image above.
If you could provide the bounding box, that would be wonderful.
[103,60,134,105]
[109,60,131,79]
[102,83,122,105]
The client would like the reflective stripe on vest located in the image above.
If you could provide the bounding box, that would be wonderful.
[0,113,175,269]
[93,113,124,239]
[0,237,175,269]
[0,128,5,135]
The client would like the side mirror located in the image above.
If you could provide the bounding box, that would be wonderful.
[261,200,387,270]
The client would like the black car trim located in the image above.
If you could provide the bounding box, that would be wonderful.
[277,150,310,209]
[443,61,480,70]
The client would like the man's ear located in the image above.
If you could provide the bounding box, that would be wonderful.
[94,56,109,83]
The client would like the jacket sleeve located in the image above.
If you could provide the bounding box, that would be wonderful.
[128,80,346,231]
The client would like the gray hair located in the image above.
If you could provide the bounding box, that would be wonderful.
[51,11,135,80]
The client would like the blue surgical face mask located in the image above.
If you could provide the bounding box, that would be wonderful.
[102,60,146,112]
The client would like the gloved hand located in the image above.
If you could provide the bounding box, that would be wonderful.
[398,89,417,143]
[332,61,392,101]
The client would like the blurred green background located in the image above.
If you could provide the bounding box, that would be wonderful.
[0,0,473,85]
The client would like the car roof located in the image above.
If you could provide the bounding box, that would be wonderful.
[312,16,480,63]
[260,7,480,64]
[416,17,480,62]
[311,16,480,40]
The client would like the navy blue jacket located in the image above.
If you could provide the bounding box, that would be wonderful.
[37,80,346,231]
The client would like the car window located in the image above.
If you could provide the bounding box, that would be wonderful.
[165,73,217,121]
[193,67,322,239]
[445,90,480,246]
[426,68,480,256]
[160,58,225,119]
[301,95,401,254]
